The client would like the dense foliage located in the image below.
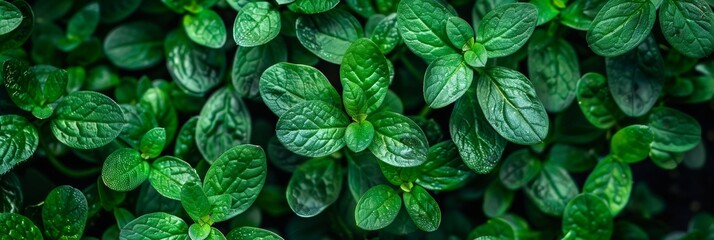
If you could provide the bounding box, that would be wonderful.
[1,0,714,239]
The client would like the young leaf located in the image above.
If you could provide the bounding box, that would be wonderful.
[42,185,88,240]
[120,213,189,239]
[477,67,549,145]
[184,9,227,48]
[233,2,280,47]
[583,157,633,216]
[102,148,150,191]
[367,111,429,167]
[0,115,38,175]
[397,0,457,62]
[563,194,614,239]
[232,37,287,100]
[446,16,474,49]
[355,185,402,230]
[464,43,488,68]
[259,63,341,116]
[576,72,623,129]
[57,3,100,51]
[403,185,441,232]
[648,107,701,153]
[345,121,375,152]
[51,91,126,149]
[296,9,363,64]
[586,0,656,56]
[196,88,251,163]
[369,13,401,54]
[0,2,22,35]
[0,213,42,239]
[416,141,473,191]
[499,149,542,190]
[181,182,211,221]
[483,181,514,217]
[606,36,664,117]
[202,145,267,222]
[165,29,226,96]
[378,160,419,186]
[189,223,211,240]
[139,88,178,147]
[423,54,474,109]
[449,85,507,174]
[227,227,284,240]
[341,38,391,117]
[611,125,654,163]
[525,163,579,216]
[286,157,343,217]
[103,22,165,70]
[659,0,714,58]
[276,101,349,158]
[149,156,200,200]
[527,32,580,112]
[476,3,538,58]
[140,127,166,159]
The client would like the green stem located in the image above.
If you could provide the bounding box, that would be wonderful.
[42,145,101,178]
[418,106,432,118]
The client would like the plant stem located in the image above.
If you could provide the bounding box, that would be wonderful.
[419,106,432,117]
[42,145,101,178]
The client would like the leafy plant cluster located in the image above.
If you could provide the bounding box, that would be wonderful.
[1,0,713,239]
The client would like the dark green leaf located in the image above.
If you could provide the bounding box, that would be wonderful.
[355,185,402,230]
[296,9,363,64]
[476,3,538,58]
[562,193,613,240]
[648,107,701,153]
[416,141,473,191]
[233,2,280,47]
[259,63,341,116]
[403,185,441,232]
[42,185,88,240]
[499,149,541,190]
[525,163,579,216]
[175,117,202,164]
[165,29,226,96]
[576,72,623,129]
[196,88,251,163]
[468,218,515,239]
[368,111,429,167]
[232,37,287,100]
[606,36,664,117]
[0,0,33,53]
[276,100,349,158]
[0,115,38,174]
[340,38,391,116]
[51,91,125,149]
[99,0,142,23]
[528,32,580,112]
[659,0,714,58]
[104,22,165,70]
[586,0,656,56]
[346,150,389,200]
[286,157,343,217]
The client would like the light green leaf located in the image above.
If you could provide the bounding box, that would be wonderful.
[259,63,341,116]
[140,127,166,159]
[583,156,633,216]
[477,67,549,145]
[368,111,429,167]
[403,185,441,232]
[576,72,623,129]
[424,54,474,109]
[611,125,654,163]
[476,3,538,58]
[232,37,287,100]
[525,163,579,216]
[0,213,42,239]
[659,0,714,58]
[103,22,164,70]
[102,148,150,192]
[562,193,614,240]
[184,9,227,48]
[464,43,488,68]
[286,157,343,217]
[51,91,126,149]
[276,100,349,158]
[0,115,38,174]
[196,88,251,163]
[499,149,541,190]
[296,9,363,64]
[233,2,280,47]
[189,223,211,240]
[42,185,88,240]
[120,212,189,240]
[355,185,402,230]
[527,32,580,112]
[648,107,701,153]
[340,38,391,116]
[397,0,458,62]
[0,1,22,35]
[586,0,656,56]
[345,121,375,152]
[606,36,663,117]
[165,29,226,96]
[149,156,200,200]
[226,227,284,240]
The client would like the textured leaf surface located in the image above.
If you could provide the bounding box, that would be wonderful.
[149,156,199,200]
[340,38,391,116]
[576,72,622,129]
[276,101,349,158]
[583,157,633,216]
[286,157,342,217]
[499,149,541,190]
[233,2,280,47]
[659,0,714,58]
[587,0,656,56]
[476,3,538,58]
[648,107,701,153]
[184,9,227,48]
[51,91,125,149]
[196,88,251,163]
[102,148,150,191]
[165,30,226,96]
[104,22,164,70]
[368,111,429,167]
[42,185,88,240]
[525,163,579,216]
[232,37,287,100]
[260,63,341,116]
[355,185,402,230]
[0,2,22,35]
[424,54,474,109]
[0,115,38,174]
[562,194,613,240]
[0,212,42,239]
[397,0,457,62]
[416,141,473,191]
[226,227,284,240]
[296,9,363,64]
[120,212,189,240]
[606,36,663,117]
[403,185,441,232]
[528,32,580,112]
[345,121,375,152]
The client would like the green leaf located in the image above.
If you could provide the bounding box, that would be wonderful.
[355,185,402,230]
[140,87,178,147]
[296,9,363,64]
[140,127,166,159]
[611,125,654,163]
[403,185,441,232]
[276,100,349,158]
[449,85,507,174]
[286,157,343,217]
[659,0,714,58]
[548,144,597,172]
[42,185,88,240]
[196,88,251,163]
[499,149,541,190]
[378,160,419,185]
[103,22,165,70]
[397,0,458,62]
[233,2,280,47]
[99,0,142,23]
[367,111,429,167]
[114,208,135,229]
[175,117,202,164]
[649,146,685,170]
[468,218,515,239]
[0,212,42,239]
[576,72,623,129]
[149,156,200,200]
[531,0,560,25]
[416,141,473,191]
[226,227,284,240]
[189,223,211,240]
[0,173,22,213]
[57,3,99,51]
[345,121,375,152]
[203,145,267,222]
[525,163,579,216]
[232,37,287,100]
[446,16,474,49]
[562,194,614,240]
[423,54,474,109]
[0,1,22,35]
[560,0,596,30]
[259,63,341,116]
[288,0,339,14]
[181,182,211,221]
[527,32,580,112]
[476,3,538,58]
[102,148,150,191]
[165,29,226,96]
[267,136,309,172]
[51,91,126,149]
[583,157,632,216]
[483,181,514,217]
[606,35,663,117]
[120,213,189,239]
[118,104,158,149]
[346,150,389,200]
[648,107,701,153]
[586,0,656,56]
[3,60,68,119]
[0,115,38,174]
[477,67,549,145]
[0,0,33,53]
[464,43,488,68]
[184,9,226,48]
[472,0,518,32]
[340,38,391,116]
[369,13,401,54]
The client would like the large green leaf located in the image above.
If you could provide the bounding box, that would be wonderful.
[403,185,441,232]
[0,212,42,239]
[583,156,633,216]
[611,125,654,163]
[120,212,189,240]
[396,0,458,62]
[340,38,391,116]
[149,156,200,200]
[648,107,701,153]
[606,36,663,117]
[286,157,343,217]
[51,91,125,149]
[367,111,429,167]
[586,0,656,56]
[276,100,349,158]
[525,163,579,216]
[196,88,251,163]
[355,185,402,230]
[232,37,287,100]
[528,32,580,112]
[102,148,150,191]
[424,54,474,109]
[0,115,38,174]
[476,3,538,58]
[562,194,613,240]
[184,9,227,48]
[165,29,226,96]
[104,22,164,70]
[296,9,363,64]
[259,63,341,116]
[203,145,267,222]
[369,13,401,54]
[659,0,714,58]
[477,67,549,145]
[42,185,88,240]
[233,2,280,47]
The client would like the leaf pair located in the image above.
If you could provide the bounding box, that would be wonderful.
[355,184,441,232]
